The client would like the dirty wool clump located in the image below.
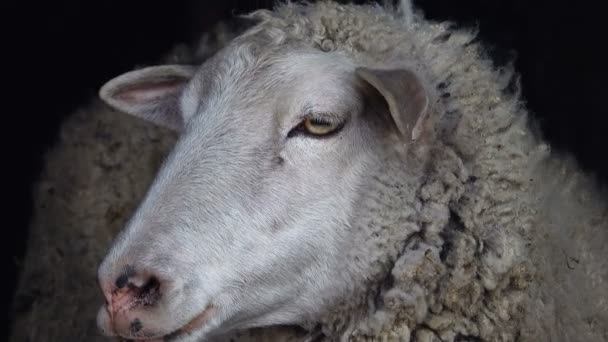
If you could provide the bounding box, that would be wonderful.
[10,1,608,342]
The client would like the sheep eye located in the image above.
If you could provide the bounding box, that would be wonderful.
[288,117,344,138]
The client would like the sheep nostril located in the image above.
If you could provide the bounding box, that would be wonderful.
[131,276,161,306]
[114,265,136,289]
[108,272,163,312]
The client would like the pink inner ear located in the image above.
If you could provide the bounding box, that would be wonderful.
[114,78,187,102]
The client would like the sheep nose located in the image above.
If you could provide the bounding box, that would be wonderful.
[97,265,166,338]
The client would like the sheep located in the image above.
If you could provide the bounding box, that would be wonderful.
[10,1,608,342]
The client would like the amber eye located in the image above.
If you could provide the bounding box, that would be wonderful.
[304,117,342,136]
[287,116,344,139]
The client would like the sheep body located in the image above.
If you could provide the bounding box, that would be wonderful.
[10,1,607,342]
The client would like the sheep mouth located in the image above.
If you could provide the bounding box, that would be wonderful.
[121,305,216,342]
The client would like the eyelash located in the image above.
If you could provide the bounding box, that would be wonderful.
[287,116,346,139]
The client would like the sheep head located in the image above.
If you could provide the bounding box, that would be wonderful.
[95,35,431,341]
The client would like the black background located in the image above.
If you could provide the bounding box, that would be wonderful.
[3,0,606,339]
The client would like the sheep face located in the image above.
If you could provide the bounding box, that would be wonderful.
[95,43,428,341]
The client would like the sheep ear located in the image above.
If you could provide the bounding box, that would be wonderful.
[356,67,429,141]
[99,65,197,131]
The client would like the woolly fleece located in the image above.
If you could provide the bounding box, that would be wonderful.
[9,1,607,342]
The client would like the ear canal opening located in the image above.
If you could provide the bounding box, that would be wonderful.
[356,67,429,141]
[98,65,197,132]
[99,65,196,104]
[111,76,191,102]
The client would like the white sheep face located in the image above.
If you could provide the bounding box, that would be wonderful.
[95,42,428,341]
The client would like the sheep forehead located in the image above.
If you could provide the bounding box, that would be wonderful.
[268,51,360,119]
[185,46,361,129]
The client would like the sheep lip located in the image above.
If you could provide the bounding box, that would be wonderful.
[130,304,216,342]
